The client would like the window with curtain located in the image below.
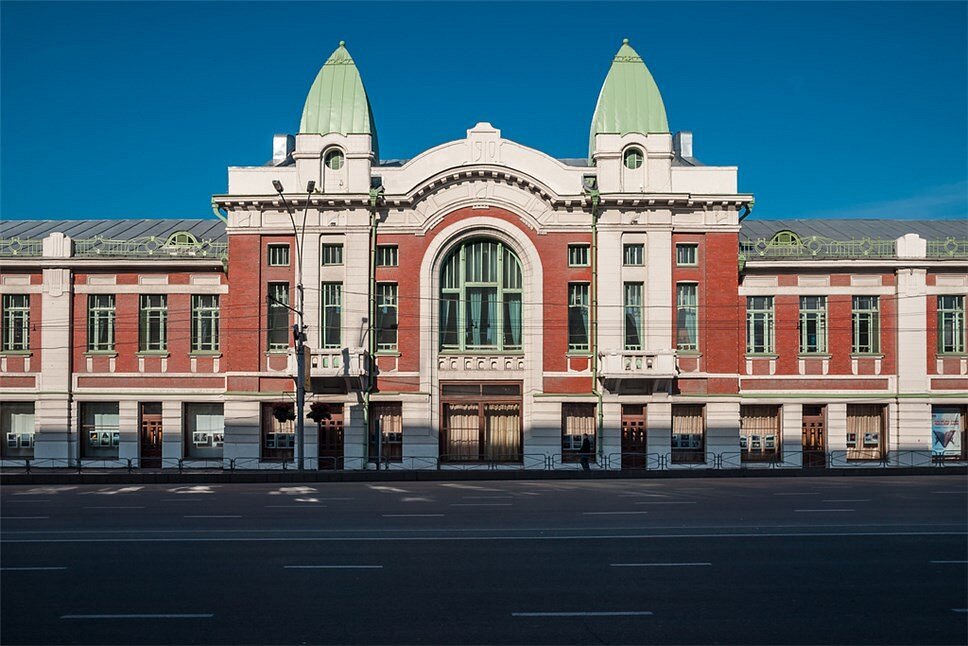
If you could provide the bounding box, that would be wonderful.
[677,284,698,351]
[184,403,224,459]
[191,295,220,352]
[740,405,780,461]
[321,282,342,349]
[561,403,595,462]
[1,294,29,352]
[139,294,168,352]
[624,283,644,351]
[672,404,704,464]
[261,403,295,461]
[568,283,590,352]
[440,383,522,463]
[439,239,522,352]
[370,402,403,462]
[81,402,120,459]
[87,294,116,352]
[846,404,885,460]
[938,295,965,354]
[267,283,290,352]
[1,401,35,458]
[851,296,880,354]
[623,244,644,266]
[799,296,827,354]
[746,296,774,354]
[376,283,398,352]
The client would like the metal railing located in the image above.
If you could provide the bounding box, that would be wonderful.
[0,237,43,256]
[926,238,968,259]
[741,236,897,260]
[0,236,227,261]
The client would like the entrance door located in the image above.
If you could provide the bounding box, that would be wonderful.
[621,405,647,469]
[140,402,163,468]
[318,408,344,470]
[802,405,826,468]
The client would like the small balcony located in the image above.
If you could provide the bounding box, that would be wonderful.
[288,346,368,380]
[599,350,678,380]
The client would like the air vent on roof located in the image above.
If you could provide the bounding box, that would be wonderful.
[273,134,295,165]
[673,131,693,158]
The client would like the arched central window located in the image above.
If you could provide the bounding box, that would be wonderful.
[440,239,523,352]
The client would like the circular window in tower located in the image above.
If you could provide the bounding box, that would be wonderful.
[324,149,345,171]
[623,147,644,170]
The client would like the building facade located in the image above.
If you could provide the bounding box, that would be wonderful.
[2,41,966,470]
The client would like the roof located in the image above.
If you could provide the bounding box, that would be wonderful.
[1,218,226,242]
[299,42,379,158]
[589,39,669,160]
[741,218,966,241]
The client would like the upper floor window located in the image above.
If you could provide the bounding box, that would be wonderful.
[746,296,774,354]
[439,239,522,352]
[623,147,644,170]
[320,282,342,349]
[852,295,880,354]
[377,245,398,267]
[324,148,344,170]
[321,243,343,266]
[567,244,589,267]
[799,296,828,354]
[623,244,644,266]
[568,283,590,352]
[267,244,290,266]
[677,284,698,351]
[938,295,965,354]
[267,283,290,352]
[87,294,116,352]
[676,244,698,266]
[139,294,168,352]
[624,283,644,351]
[191,295,220,353]
[1,294,29,352]
[376,283,398,352]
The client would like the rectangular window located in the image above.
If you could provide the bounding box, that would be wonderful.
[938,295,965,354]
[267,283,290,352]
[139,294,168,352]
[676,244,698,266]
[677,284,699,351]
[261,403,294,461]
[87,294,116,352]
[746,296,774,354]
[671,404,705,464]
[321,243,343,266]
[370,402,403,463]
[267,244,290,266]
[931,405,966,460]
[561,403,595,463]
[623,244,644,266]
[191,295,220,352]
[624,282,644,351]
[568,283,590,352]
[81,402,120,459]
[376,283,398,352]
[567,244,589,267]
[852,296,880,354]
[799,296,828,354]
[1,402,35,458]
[846,404,885,460]
[441,400,522,462]
[740,405,780,462]
[320,282,342,349]
[377,245,398,267]
[184,403,224,460]
[2,294,30,352]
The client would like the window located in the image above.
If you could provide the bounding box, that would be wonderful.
[846,404,885,460]
[623,244,644,266]
[623,147,644,170]
[671,404,704,464]
[439,239,522,352]
[799,296,828,354]
[261,403,294,461]
[676,244,698,266]
[81,402,120,459]
[568,283,590,352]
[87,295,116,352]
[931,405,966,460]
[746,296,774,354]
[267,283,290,352]
[677,284,698,351]
[321,282,342,349]
[852,296,880,354]
[184,403,224,459]
[191,295,220,352]
[370,402,402,463]
[377,245,398,267]
[740,405,780,462]
[376,283,397,352]
[624,283,644,351]
[1,402,35,458]
[938,295,965,354]
[139,294,168,352]
[440,383,522,462]
[324,148,344,170]
[267,244,290,266]
[2,294,29,352]
[321,243,343,266]
[567,244,589,267]
[561,403,595,463]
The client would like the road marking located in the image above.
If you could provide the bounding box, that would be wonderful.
[634,501,696,505]
[610,562,710,567]
[931,560,968,564]
[449,503,513,507]
[821,499,870,503]
[183,515,241,519]
[381,514,445,518]
[583,511,649,515]
[318,497,355,501]
[0,516,48,520]
[284,565,383,569]
[953,609,967,613]
[1,566,67,571]
[512,611,653,617]
[160,498,205,502]
[61,614,212,620]
[794,509,855,513]
[265,505,326,508]
[83,506,145,510]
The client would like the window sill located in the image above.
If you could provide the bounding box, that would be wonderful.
[676,350,702,356]
[376,350,401,357]
[850,353,884,359]
[566,351,592,358]
[189,351,222,357]
[745,353,778,359]
[84,351,118,357]
[265,349,290,356]
[937,352,968,358]
[798,353,831,359]
[136,351,170,358]
[439,350,525,356]
[0,350,32,357]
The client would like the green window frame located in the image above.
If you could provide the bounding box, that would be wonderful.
[567,244,589,267]
[852,295,880,354]
[799,296,828,354]
[320,282,342,349]
[2,294,30,352]
[267,244,290,266]
[377,245,398,267]
[87,294,116,352]
[939,295,965,354]
[439,239,523,352]
[676,244,698,266]
[321,243,343,266]
[267,283,290,352]
[139,294,168,352]
[746,296,774,354]
[624,282,644,351]
[324,148,344,170]
[623,147,644,170]
[376,283,398,352]
[568,283,590,352]
[191,294,220,352]
[623,244,644,266]
[677,283,699,351]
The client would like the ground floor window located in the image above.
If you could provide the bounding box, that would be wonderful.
[370,402,402,463]
[561,403,596,463]
[740,405,780,462]
[846,404,885,460]
[1,402,35,458]
[672,404,704,464]
[184,403,224,459]
[262,403,295,461]
[81,402,120,459]
[931,405,966,460]
[440,382,522,462]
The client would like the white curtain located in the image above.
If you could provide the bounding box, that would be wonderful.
[847,405,883,459]
[445,404,479,460]
[740,405,779,453]
[485,403,520,460]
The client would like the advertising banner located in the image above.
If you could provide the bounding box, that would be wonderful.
[931,407,963,457]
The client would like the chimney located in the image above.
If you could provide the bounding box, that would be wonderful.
[673,131,693,158]
[272,134,295,165]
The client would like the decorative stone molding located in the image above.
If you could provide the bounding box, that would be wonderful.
[437,354,525,372]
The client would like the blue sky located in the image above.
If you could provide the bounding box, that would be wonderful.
[1,1,966,221]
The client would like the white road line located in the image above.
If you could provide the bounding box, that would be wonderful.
[183,515,241,519]
[953,609,968,613]
[583,511,649,515]
[1,566,68,571]
[795,509,855,513]
[284,565,383,569]
[61,614,213,620]
[449,503,513,507]
[83,506,145,510]
[634,501,696,505]
[381,514,445,517]
[0,516,48,520]
[317,497,355,501]
[821,499,870,503]
[512,611,653,617]
[611,562,710,567]
[930,560,968,564]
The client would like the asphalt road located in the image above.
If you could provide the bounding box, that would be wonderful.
[1,475,966,645]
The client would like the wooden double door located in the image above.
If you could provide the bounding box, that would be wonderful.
[802,405,826,468]
[317,410,344,470]
[621,405,648,469]
[140,402,163,468]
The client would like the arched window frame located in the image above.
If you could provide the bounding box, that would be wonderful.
[164,231,199,247]
[324,147,345,171]
[623,147,644,170]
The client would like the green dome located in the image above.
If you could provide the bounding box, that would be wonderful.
[299,41,379,158]
[589,39,669,160]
